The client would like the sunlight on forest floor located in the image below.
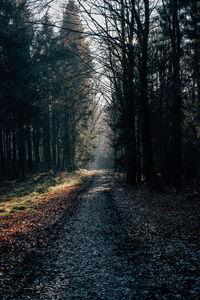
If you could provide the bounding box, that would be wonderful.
[0,170,95,216]
[0,170,95,252]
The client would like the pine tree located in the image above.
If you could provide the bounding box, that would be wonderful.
[58,0,95,170]
[0,0,33,178]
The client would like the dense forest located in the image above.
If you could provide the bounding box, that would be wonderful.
[0,0,199,189]
[78,0,200,188]
[1,1,200,298]
[0,0,96,179]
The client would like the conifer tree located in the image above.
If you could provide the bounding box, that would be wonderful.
[58,0,95,170]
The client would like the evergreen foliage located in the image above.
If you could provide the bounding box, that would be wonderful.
[0,0,95,179]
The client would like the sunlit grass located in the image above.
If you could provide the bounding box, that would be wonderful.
[0,170,95,216]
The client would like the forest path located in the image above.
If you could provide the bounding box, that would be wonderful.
[5,171,200,299]
[15,171,138,299]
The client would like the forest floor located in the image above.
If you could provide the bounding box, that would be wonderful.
[0,171,200,299]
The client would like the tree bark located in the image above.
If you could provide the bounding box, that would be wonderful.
[52,111,56,165]
[12,129,16,175]
[43,107,51,169]
[26,123,33,171]
[33,127,40,163]
[121,0,137,184]
[0,105,5,174]
[64,112,71,171]
[56,115,60,168]
[140,0,157,188]
[171,0,182,188]
[17,120,25,179]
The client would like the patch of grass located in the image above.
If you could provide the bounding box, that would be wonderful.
[0,169,95,216]
[0,172,58,201]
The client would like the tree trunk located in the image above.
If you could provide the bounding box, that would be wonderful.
[12,129,16,175]
[171,0,182,188]
[136,115,142,183]
[0,110,5,174]
[124,93,137,185]
[57,118,60,168]
[121,0,137,185]
[17,121,25,179]
[6,129,11,166]
[43,109,51,169]
[52,111,56,165]
[64,112,71,171]
[140,0,157,188]
[26,123,33,171]
[33,127,40,163]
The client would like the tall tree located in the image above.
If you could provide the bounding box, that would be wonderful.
[0,0,33,178]
[59,0,95,171]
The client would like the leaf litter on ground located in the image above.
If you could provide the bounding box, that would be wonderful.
[0,169,96,295]
[112,181,200,298]
[0,172,199,299]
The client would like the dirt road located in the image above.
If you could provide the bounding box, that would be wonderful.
[19,171,137,299]
[3,171,199,299]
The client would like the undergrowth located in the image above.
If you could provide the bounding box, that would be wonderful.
[0,169,94,216]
